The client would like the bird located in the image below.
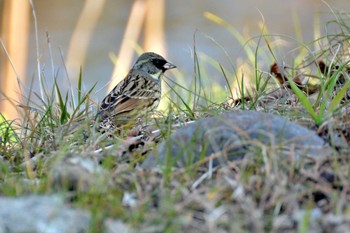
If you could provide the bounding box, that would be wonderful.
[97,52,176,132]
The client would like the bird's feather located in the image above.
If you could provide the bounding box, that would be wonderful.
[98,71,160,119]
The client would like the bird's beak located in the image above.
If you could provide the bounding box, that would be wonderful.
[163,62,176,70]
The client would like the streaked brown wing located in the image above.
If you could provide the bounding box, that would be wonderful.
[98,71,160,119]
[99,77,132,112]
[108,95,155,117]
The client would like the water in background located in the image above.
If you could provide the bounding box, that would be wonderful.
[26,0,350,102]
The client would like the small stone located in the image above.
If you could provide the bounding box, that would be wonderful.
[321,214,350,233]
[104,219,134,233]
[50,155,106,192]
[272,215,295,232]
[0,195,91,233]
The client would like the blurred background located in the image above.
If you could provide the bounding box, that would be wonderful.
[1,0,350,121]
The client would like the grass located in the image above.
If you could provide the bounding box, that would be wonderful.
[1,8,350,233]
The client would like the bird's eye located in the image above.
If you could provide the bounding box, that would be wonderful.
[152,59,165,69]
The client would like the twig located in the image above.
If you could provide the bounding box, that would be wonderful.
[28,0,44,101]
[0,39,24,92]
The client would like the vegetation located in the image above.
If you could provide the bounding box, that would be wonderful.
[1,9,350,233]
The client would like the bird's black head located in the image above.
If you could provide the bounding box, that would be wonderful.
[135,52,176,74]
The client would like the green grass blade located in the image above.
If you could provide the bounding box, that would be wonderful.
[0,114,18,144]
[60,93,70,124]
[163,79,195,118]
[328,78,350,114]
[286,76,319,124]
[70,82,97,120]
[55,80,65,112]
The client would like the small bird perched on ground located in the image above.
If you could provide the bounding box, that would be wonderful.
[97,52,176,132]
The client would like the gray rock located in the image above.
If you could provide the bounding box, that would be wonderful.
[273,211,350,233]
[142,111,332,168]
[0,195,90,233]
[272,214,295,232]
[104,219,134,233]
[321,214,350,233]
[50,155,106,193]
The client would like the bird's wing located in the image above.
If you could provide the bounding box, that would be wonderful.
[99,72,159,117]
[110,95,156,117]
